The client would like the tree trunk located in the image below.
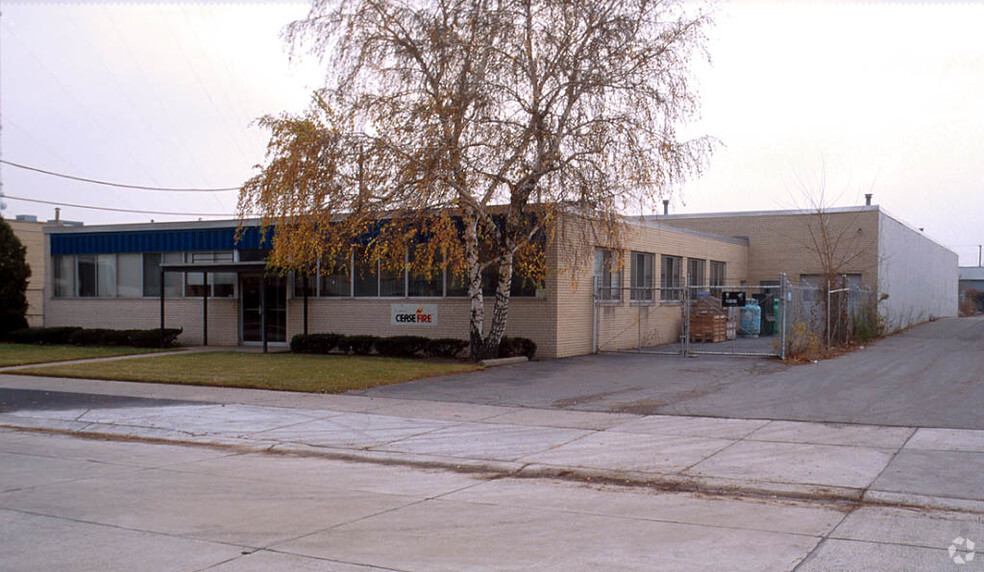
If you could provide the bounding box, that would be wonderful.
[480,246,514,359]
[465,209,486,361]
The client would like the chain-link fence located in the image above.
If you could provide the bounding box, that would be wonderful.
[593,274,877,359]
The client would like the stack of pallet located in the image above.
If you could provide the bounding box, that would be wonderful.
[690,313,727,343]
[689,296,732,343]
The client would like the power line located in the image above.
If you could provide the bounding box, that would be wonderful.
[5,194,242,217]
[0,159,241,192]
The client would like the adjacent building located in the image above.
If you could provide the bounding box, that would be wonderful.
[655,204,958,331]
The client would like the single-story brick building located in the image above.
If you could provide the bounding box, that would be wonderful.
[41,202,957,357]
[42,214,748,358]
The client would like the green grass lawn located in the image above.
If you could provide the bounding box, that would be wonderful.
[0,343,170,367]
[10,351,481,393]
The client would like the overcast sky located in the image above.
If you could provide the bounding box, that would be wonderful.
[1,1,982,265]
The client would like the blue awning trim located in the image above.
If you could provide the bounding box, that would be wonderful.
[50,226,272,255]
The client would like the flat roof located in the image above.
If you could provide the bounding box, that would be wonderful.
[623,217,749,246]
[960,267,984,280]
[45,217,257,235]
[651,205,956,255]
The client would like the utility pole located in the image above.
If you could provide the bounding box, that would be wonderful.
[979,244,982,267]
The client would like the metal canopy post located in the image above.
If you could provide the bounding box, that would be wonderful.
[202,271,208,347]
[261,275,268,354]
[160,267,166,349]
[302,274,309,335]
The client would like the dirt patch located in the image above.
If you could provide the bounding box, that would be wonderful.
[552,388,641,408]
[608,399,668,415]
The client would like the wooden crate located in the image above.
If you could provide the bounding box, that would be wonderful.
[690,313,727,343]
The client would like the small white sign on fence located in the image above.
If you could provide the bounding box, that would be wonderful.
[391,304,438,326]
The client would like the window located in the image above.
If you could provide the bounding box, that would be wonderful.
[379,262,406,297]
[321,254,352,297]
[353,249,379,297]
[710,261,726,295]
[688,258,706,298]
[95,254,117,298]
[142,253,183,297]
[408,246,443,297]
[510,271,542,298]
[77,255,97,297]
[630,252,654,302]
[293,271,317,298]
[660,255,682,301]
[594,249,622,301]
[53,255,75,297]
[445,268,469,297]
[117,254,142,297]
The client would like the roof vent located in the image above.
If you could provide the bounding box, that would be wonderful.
[865,193,873,206]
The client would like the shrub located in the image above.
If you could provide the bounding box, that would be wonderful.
[291,333,342,354]
[3,326,82,345]
[498,336,537,359]
[852,302,885,344]
[128,328,182,348]
[69,328,132,346]
[3,326,179,348]
[424,338,468,359]
[340,334,378,355]
[375,336,429,358]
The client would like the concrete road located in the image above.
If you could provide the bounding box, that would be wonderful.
[361,316,984,429]
[3,430,982,571]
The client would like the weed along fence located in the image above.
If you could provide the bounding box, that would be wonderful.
[593,275,878,359]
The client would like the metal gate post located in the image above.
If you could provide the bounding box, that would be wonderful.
[592,276,598,354]
[682,285,690,356]
[780,272,788,360]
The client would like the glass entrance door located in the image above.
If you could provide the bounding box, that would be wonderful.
[241,275,287,343]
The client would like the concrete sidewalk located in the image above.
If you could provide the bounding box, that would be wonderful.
[2,374,982,513]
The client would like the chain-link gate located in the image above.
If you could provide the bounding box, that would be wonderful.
[594,273,878,359]
[593,275,790,358]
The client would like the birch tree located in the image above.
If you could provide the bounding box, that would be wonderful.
[240,0,713,359]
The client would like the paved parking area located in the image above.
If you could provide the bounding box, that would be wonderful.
[361,317,984,429]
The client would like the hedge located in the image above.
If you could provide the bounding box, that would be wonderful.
[290,333,343,354]
[2,327,182,348]
[339,334,378,355]
[424,338,469,359]
[375,335,430,358]
[498,336,537,359]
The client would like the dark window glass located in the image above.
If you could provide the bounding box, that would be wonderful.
[660,255,682,301]
[353,250,378,297]
[594,249,622,301]
[630,252,654,301]
[321,255,352,297]
[143,253,161,297]
[77,255,97,297]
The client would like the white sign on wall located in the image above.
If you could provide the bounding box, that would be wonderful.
[391,304,438,326]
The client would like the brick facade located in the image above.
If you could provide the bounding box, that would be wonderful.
[42,215,749,358]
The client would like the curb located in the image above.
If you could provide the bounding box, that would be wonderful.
[6,421,982,514]
[478,356,528,367]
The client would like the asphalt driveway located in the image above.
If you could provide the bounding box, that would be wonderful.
[360,316,984,429]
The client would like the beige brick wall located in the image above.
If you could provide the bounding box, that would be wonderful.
[38,214,750,359]
[45,297,240,346]
[9,219,47,327]
[552,218,749,358]
[658,208,880,289]
[285,297,552,351]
